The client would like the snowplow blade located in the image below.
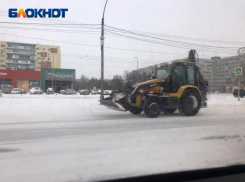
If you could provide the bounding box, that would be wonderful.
[99,92,129,112]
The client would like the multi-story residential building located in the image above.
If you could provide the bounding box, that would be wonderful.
[0,41,61,71]
[0,41,7,69]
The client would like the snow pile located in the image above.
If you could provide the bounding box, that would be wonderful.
[208,93,245,106]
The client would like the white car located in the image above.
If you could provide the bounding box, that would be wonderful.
[97,90,101,94]
[11,88,25,94]
[91,90,97,95]
[46,88,54,94]
[30,87,43,94]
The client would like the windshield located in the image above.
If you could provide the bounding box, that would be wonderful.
[1,1,245,182]
[156,66,169,79]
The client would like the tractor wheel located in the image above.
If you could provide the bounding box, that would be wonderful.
[143,97,161,118]
[129,105,143,114]
[163,108,177,114]
[180,90,201,116]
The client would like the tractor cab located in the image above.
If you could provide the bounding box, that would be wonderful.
[156,61,206,94]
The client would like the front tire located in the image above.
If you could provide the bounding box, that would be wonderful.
[180,90,201,116]
[129,105,143,114]
[143,97,161,118]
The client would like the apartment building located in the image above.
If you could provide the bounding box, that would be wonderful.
[197,55,245,92]
[0,41,61,71]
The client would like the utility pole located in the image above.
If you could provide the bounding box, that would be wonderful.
[100,0,109,101]
[237,47,245,101]
[135,57,138,82]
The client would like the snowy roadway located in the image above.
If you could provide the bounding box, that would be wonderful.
[0,94,245,182]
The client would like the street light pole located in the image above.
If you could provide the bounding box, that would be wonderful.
[100,0,109,101]
[135,57,138,82]
[237,47,245,101]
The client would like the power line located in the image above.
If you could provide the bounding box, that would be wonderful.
[0,32,236,57]
[0,21,238,51]
[106,32,237,55]
[105,24,245,46]
[105,25,239,50]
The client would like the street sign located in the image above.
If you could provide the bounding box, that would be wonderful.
[234,67,242,76]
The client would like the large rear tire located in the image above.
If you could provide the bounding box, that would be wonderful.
[163,108,177,114]
[143,97,161,118]
[129,105,143,114]
[180,90,201,116]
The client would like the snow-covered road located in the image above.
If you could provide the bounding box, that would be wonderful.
[0,94,245,182]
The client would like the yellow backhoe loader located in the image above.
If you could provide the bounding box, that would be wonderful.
[100,50,208,118]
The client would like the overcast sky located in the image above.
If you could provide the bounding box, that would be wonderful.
[0,0,245,79]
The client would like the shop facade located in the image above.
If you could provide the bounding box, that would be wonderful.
[40,68,75,92]
[0,70,40,91]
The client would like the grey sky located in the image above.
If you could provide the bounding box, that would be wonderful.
[0,0,245,79]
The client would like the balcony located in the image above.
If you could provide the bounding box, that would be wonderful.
[7,46,35,51]
[6,65,36,70]
[7,57,35,61]
[7,51,35,55]
[7,60,35,65]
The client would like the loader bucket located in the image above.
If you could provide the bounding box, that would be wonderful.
[99,92,129,112]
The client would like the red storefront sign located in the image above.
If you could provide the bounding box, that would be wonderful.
[0,70,40,88]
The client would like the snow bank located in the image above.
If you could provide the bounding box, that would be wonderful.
[208,93,245,106]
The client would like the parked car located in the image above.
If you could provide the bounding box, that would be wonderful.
[77,90,85,94]
[0,84,13,94]
[30,87,43,94]
[11,88,26,94]
[80,89,90,95]
[104,90,110,95]
[90,90,97,95]
[97,90,101,94]
[62,89,77,95]
[20,89,27,94]
[233,89,245,98]
[59,89,66,94]
[46,88,54,94]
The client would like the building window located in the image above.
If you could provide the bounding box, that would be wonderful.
[0,55,5,57]
[1,45,5,47]
[43,48,45,50]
